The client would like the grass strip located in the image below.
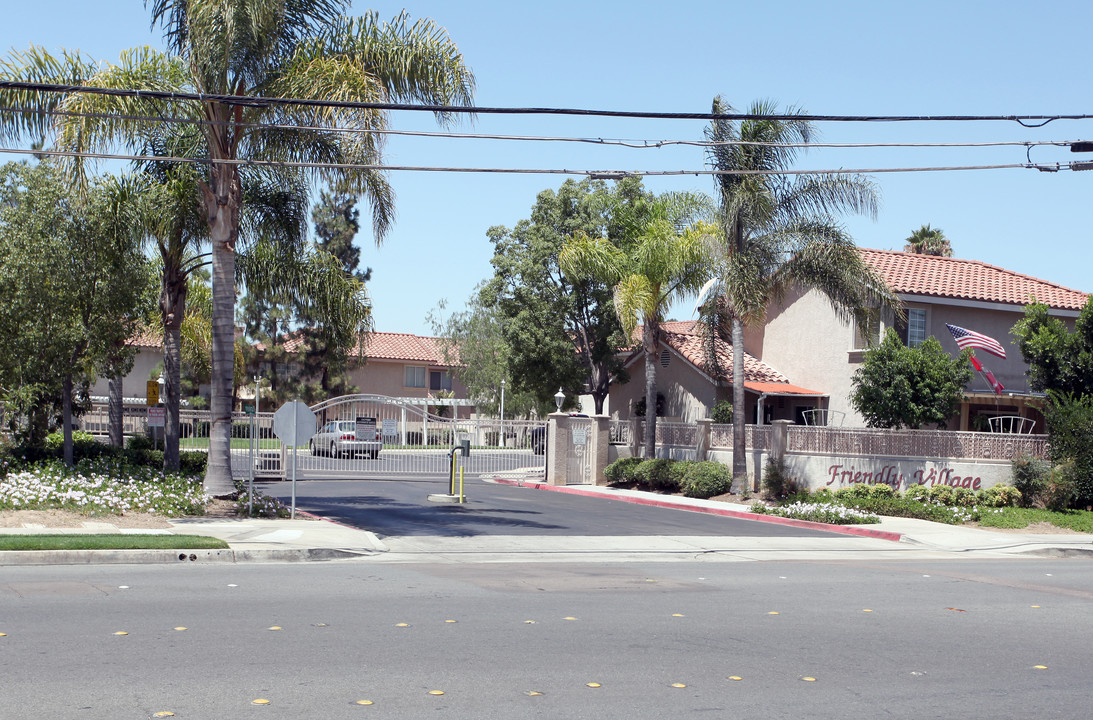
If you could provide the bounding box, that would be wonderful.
[0,534,230,551]
[977,507,1093,533]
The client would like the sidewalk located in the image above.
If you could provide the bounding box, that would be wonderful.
[2,478,1091,565]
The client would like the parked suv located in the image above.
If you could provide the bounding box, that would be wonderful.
[309,420,382,459]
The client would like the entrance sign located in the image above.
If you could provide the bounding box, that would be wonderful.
[148,407,166,427]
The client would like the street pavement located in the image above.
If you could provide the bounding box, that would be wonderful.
[2,471,1092,565]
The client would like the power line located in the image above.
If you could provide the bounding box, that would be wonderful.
[1,145,1073,176]
[2,80,1091,126]
[0,104,1079,152]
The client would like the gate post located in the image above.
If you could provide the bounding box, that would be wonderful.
[592,415,610,486]
[771,419,791,463]
[696,418,712,462]
[629,417,641,458]
[546,412,568,486]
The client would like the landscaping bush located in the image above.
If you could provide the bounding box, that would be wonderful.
[751,500,880,525]
[761,458,797,499]
[179,451,208,475]
[710,401,733,424]
[603,456,643,484]
[1043,461,1078,512]
[680,461,732,499]
[976,484,1022,508]
[635,458,676,491]
[1011,453,1050,507]
[669,460,697,489]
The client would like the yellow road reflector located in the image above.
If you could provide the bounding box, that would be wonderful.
[174,627,187,631]
[355,700,374,705]
[445,619,457,623]
[268,626,282,631]
[1034,665,1048,669]
[563,616,577,620]
[801,677,817,682]
[767,611,780,615]
[428,690,445,695]
[670,683,687,688]
[672,613,684,617]
[728,676,742,681]
[525,691,544,696]
[113,631,128,635]
[862,609,873,613]
[396,623,410,627]
[252,699,270,705]
[524,620,536,624]
[586,683,601,688]
[0,633,7,637]
[314,623,328,627]
[153,713,175,717]
[1031,605,1041,608]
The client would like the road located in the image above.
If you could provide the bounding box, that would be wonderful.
[258,475,834,538]
[2,558,1090,718]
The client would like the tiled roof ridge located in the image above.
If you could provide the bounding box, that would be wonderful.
[860,247,1089,309]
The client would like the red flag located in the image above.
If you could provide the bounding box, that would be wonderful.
[983,368,1004,395]
[968,354,983,372]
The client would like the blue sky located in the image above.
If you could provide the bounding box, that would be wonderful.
[4,1,1091,336]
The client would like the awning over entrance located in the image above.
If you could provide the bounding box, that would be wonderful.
[743,381,826,396]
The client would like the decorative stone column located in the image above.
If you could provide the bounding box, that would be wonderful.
[592,415,611,485]
[770,419,792,463]
[695,418,712,462]
[629,417,641,458]
[545,412,568,486]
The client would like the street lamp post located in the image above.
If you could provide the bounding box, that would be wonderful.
[554,388,565,413]
[499,379,506,448]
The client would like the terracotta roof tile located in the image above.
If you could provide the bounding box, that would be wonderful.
[861,248,1089,310]
[274,331,457,365]
[639,320,790,384]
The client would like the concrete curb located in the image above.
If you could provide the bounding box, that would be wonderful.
[489,478,905,543]
[0,547,377,566]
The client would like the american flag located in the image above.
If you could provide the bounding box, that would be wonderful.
[946,324,1006,359]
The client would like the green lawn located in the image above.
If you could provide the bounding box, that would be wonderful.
[977,507,1093,533]
[178,437,283,450]
[0,534,229,551]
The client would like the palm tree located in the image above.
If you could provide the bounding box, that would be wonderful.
[1,3,474,495]
[903,224,952,256]
[703,96,899,488]
[560,194,713,459]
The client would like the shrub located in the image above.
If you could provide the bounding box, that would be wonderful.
[761,458,797,499]
[927,485,956,506]
[1011,453,1051,508]
[904,484,929,501]
[976,485,1022,508]
[710,401,733,424]
[1043,461,1078,512]
[751,501,880,525]
[635,458,676,490]
[603,456,644,484]
[179,451,208,475]
[669,460,697,488]
[680,461,732,499]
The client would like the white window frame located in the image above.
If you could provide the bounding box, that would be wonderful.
[404,365,426,388]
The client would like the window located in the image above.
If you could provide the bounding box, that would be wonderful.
[894,307,928,347]
[405,365,425,388]
[430,370,452,392]
[853,313,881,350]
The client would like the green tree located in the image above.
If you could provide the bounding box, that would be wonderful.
[482,178,645,414]
[1,3,475,495]
[560,193,713,458]
[1012,297,1093,504]
[903,223,953,257]
[1011,297,1093,398]
[849,329,973,429]
[0,162,152,457]
[702,96,899,485]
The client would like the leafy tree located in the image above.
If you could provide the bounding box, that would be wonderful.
[850,329,972,429]
[482,178,641,414]
[702,96,899,485]
[1012,297,1093,504]
[0,162,152,458]
[560,193,713,458]
[1011,297,1093,398]
[428,295,542,417]
[903,223,953,257]
[1,3,475,495]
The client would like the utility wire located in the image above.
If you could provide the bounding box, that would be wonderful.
[0,145,1074,176]
[0,104,1079,151]
[1,80,1091,126]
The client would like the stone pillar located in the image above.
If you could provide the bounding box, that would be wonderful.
[546,412,568,486]
[629,417,641,459]
[592,415,611,485]
[771,419,792,463]
[695,418,712,462]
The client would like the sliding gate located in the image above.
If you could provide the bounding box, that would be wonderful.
[262,394,546,480]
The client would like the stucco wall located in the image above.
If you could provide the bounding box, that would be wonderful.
[610,349,726,422]
[347,359,468,400]
[89,347,163,400]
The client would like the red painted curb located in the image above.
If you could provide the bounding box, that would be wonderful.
[490,477,904,543]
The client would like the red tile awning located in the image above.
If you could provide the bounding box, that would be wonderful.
[744,381,826,396]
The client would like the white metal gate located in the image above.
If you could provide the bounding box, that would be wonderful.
[236,394,546,480]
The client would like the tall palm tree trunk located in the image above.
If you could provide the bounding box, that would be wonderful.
[643,322,657,459]
[160,267,186,473]
[731,314,748,489]
[202,161,241,497]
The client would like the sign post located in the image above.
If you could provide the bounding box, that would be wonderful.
[272,399,316,518]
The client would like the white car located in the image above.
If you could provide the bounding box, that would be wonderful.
[309,420,382,459]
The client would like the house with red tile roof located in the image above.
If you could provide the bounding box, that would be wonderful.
[750,248,1089,430]
[88,329,167,403]
[610,249,1089,430]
